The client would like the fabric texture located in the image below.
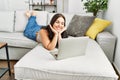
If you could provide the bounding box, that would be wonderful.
[67,15,95,37]
[96,31,116,63]
[14,11,48,32]
[0,11,14,32]
[0,32,38,48]
[14,40,118,80]
[85,18,111,39]
[24,16,41,41]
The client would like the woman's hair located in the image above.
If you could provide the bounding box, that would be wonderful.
[50,13,66,27]
[41,13,68,48]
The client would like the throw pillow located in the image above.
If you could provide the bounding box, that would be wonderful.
[67,15,95,37]
[85,18,112,39]
[0,11,14,32]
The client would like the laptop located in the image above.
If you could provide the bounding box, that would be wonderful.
[57,37,89,60]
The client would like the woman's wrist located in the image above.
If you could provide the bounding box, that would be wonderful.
[54,33,58,37]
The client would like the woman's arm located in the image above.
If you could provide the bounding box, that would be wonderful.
[58,27,67,44]
[40,29,58,50]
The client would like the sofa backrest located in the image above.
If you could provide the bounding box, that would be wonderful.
[0,10,94,33]
[0,11,14,32]
[14,10,48,32]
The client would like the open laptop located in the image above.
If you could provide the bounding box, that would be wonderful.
[57,37,89,60]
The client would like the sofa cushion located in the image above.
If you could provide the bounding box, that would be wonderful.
[67,15,95,37]
[85,18,111,39]
[0,11,14,32]
[14,11,48,32]
[14,40,118,80]
[0,32,38,48]
[36,11,48,26]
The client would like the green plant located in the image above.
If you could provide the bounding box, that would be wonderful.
[81,0,108,16]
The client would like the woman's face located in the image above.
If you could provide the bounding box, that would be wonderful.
[53,17,65,32]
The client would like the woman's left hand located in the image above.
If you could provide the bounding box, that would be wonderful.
[49,24,58,35]
[59,27,67,34]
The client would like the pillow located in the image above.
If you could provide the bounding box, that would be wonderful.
[0,11,14,32]
[85,18,112,39]
[14,10,28,32]
[57,37,89,60]
[14,11,48,32]
[67,15,95,37]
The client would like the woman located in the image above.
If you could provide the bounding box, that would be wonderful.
[24,11,68,50]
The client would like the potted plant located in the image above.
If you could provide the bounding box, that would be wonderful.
[81,0,108,16]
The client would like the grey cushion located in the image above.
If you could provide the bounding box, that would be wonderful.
[67,15,95,37]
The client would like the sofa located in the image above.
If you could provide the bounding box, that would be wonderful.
[0,10,118,80]
[0,10,116,63]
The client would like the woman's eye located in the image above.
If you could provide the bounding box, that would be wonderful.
[56,21,64,25]
[55,21,59,23]
[61,22,64,25]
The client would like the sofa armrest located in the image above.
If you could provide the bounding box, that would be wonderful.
[96,31,116,63]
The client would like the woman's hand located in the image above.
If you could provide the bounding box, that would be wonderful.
[59,27,67,34]
[49,24,58,35]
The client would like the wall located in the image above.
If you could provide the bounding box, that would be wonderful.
[0,0,8,10]
[104,0,120,74]
[0,0,29,11]
[57,0,85,14]
[57,0,64,13]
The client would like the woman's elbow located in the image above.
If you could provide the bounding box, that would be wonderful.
[45,45,55,50]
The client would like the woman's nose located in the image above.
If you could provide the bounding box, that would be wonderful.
[58,23,62,27]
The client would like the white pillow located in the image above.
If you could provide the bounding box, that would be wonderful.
[36,11,48,26]
[14,11,48,32]
[57,37,89,60]
[14,10,28,32]
[0,11,14,32]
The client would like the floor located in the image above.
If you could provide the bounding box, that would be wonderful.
[0,60,17,80]
[0,60,120,80]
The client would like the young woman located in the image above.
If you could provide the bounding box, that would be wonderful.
[24,11,68,50]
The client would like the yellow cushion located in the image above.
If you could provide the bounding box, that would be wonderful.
[85,18,111,39]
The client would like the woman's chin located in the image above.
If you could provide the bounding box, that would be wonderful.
[56,30,61,32]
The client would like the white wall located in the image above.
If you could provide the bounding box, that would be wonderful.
[104,0,120,74]
[0,0,10,10]
[57,0,63,13]
[57,0,85,14]
[0,0,29,11]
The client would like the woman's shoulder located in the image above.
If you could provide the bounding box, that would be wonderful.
[40,28,47,32]
[40,28,48,35]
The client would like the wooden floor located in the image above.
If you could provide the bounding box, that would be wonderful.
[0,60,17,80]
[0,60,120,80]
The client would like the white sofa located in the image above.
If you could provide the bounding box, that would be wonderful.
[14,39,118,80]
[0,11,47,60]
[0,10,116,63]
[0,10,118,80]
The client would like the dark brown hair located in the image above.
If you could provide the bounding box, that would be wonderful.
[50,13,66,27]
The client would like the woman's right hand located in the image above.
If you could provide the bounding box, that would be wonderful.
[49,24,58,35]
